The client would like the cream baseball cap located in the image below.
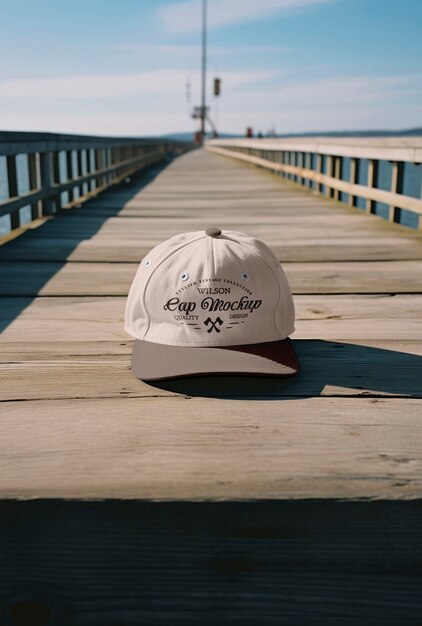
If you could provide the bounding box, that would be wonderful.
[124,227,300,380]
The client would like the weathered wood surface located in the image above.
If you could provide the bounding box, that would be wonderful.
[1,341,421,404]
[1,260,422,295]
[0,149,422,500]
[1,397,421,499]
[3,235,422,262]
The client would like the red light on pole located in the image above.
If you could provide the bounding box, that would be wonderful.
[214,77,221,97]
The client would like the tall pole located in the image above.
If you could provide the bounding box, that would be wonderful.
[200,0,207,142]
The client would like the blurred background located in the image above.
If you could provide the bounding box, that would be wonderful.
[0,0,421,139]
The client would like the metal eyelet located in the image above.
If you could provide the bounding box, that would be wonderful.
[240,272,249,281]
[144,259,152,267]
[180,271,189,281]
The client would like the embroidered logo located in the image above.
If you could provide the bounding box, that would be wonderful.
[204,316,223,333]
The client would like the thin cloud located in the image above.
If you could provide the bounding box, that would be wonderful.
[0,69,419,136]
[0,70,278,99]
[233,74,421,109]
[0,112,190,136]
[158,0,339,33]
[110,42,292,55]
[2,101,421,137]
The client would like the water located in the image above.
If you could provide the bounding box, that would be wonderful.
[341,156,421,228]
[0,149,97,237]
[297,154,420,229]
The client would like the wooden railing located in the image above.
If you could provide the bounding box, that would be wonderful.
[206,137,422,229]
[0,131,194,237]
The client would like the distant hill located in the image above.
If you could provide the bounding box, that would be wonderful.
[161,131,240,141]
[161,128,422,141]
[273,127,422,139]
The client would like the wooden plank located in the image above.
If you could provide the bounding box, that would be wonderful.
[1,338,421,358]
[0,396,421,499]
[77,197,347,213]
[19,213,412,238]
[2,235,422,262]
[1,338,421,401]
[2,201,395,222]
[20,224,416,253]
[0,260,421,296]
[1,295,422,341]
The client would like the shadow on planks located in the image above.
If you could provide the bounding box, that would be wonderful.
[0,159,174,334]
[0,499,421,625]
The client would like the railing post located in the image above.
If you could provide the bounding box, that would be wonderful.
[280,151,285,177]
[6,155,20,230]
[389,161,403,224]
[334,156,341,200]
[109,147,113,180]
[316,154,322,194]
[297,152,303,185]
[66,150,74,203]
[39,151,54,215]
[86,149,93,192]
[349,158,357,206]
[277,150,283,177]
[28,152,40,220]
[95,148,104,188]
[305,152,311,187]
[52,151,62,211]
[366,159,378,213]
[118,145,123,175]
[325,155,333,197]
[113,147,118,179]
[77,150,84,198]
[110,147,118,182]
[105,147,110,184]
[104,147,110,184]
[99,148,106,187]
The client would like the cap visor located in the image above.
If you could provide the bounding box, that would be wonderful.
[132,338,300,381]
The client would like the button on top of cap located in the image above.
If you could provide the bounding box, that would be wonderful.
[205,227,222,238]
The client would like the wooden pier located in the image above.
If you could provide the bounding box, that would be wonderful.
[1,147,421,500]
[1,146,422,623]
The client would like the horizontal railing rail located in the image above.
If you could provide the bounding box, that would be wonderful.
[206,137,422,229]
[0,131,194,237]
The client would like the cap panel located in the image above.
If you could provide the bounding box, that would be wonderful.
[213,232,295,339]
[124,231,206,339]
[247,237,295,338]
[272,259,296,337]
[143,236,212,344]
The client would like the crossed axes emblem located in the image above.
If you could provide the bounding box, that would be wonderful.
[204,317,224,333]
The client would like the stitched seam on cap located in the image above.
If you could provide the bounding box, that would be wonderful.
[259,255,282,337]
[210,235,216,276]
[141,234,207,340]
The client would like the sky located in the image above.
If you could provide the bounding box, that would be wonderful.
[0,0,421,137]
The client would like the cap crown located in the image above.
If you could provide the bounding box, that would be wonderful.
[124,229,295,347]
